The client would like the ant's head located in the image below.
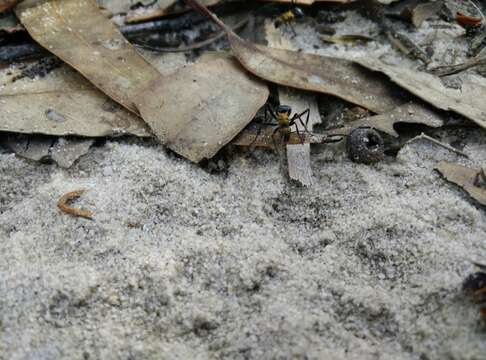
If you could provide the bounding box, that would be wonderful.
[293,7,305,18]
[276,105,292,118]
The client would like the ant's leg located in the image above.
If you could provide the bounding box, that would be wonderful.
[291,108,311,134]
[295,126,305,145]
[271,127,281,150]
[263,104,279,126]
[248,124,263,149]
[289,23,297,37]
[289,119,305,144]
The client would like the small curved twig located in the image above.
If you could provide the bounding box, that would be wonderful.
[57,190,93,219]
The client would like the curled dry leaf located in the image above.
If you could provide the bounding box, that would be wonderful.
[135,56,269,162]
[57,190,94,219]
[456,12,482,27]
[356,57,486,130]
[436,161,486,206]
[16,0,161,114]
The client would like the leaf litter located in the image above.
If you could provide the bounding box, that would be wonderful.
[16,0,268,163]
[436,161,486,206]
[2,0,486,358]
[1,0,485,176]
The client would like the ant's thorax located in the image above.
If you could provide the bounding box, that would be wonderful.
[277,113,290,127]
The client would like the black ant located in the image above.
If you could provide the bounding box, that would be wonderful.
[250,104,312,149]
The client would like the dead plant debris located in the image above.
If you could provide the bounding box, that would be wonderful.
[436,161,486,206]
[1,0,486,188]
[57,189,94,219]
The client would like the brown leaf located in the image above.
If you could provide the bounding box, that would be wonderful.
[0,64,150,137]
[135,56,269,162]
[456,12,482,27]
[16,0,161,113]
[57,189,93,219]
[348,102,445,137]
[17,0,265,163]
[232,127,344,148]
[230,36,403,113]
[186,0,404,114]
[356,58,486,129]
[436,161,486,206]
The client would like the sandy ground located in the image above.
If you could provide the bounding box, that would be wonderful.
[2,5,486,360]
[1,129,486,360]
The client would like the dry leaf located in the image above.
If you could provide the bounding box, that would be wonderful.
[2,135,53,162]
[186,0,404,114]
[232,127,344,148]
[0,64,150,137]
[412,3,438,28]
[51,138,95,168]
[436,161,486,206]
[0,135,94,168]
[18,0,265,163]
[57,189,93,219]
[456,12,482,27]
[356,58,486,129]
[279,89,320,186]
[348,102,445,137]
[230,37,403,113]
[135,56,269,162]
[16,0,161,113]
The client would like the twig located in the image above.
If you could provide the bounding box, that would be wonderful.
[57,189,93,219]
[135,17,249,53]
[429,56,486,77]
[119,12,207,35]
[406,133,469,158]
[185,0,234,35]
[0,43,46,62]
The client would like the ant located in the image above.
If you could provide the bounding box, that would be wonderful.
[463,262,486,322]
[274,4,305,36]
[250,104,312,149]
